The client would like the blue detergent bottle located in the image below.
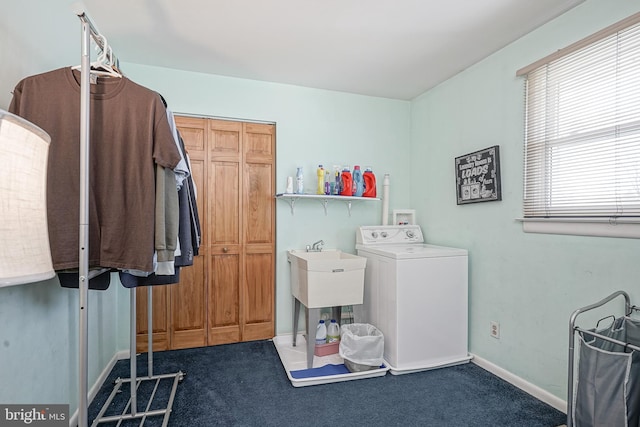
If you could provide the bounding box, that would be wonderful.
[353,165,364,197]
[296,167,304,194]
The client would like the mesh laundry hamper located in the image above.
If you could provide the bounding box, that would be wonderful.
[574,317,640,427]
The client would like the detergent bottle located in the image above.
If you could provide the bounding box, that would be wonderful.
[324,170,331,195]
[340,167,353,196]
[327,319,340,343]
[296,167,304,194]
[316,320,327,345]
[363,167,377,197]
[333,166,341,195]
[316,165,325,195]
[353,165,364,197]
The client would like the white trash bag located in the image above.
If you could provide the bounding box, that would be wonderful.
[339,323,384,372]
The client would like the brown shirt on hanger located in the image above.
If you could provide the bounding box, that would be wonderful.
[9,67,181,272]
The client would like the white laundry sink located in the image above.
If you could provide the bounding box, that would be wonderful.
[287,249,366,308]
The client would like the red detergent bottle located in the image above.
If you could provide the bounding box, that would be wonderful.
[340,167,353,196]
[363,167,377,197]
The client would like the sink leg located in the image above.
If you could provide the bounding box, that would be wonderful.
[305,307,320,369]
[352,304,363,323]
[293,298,301,347]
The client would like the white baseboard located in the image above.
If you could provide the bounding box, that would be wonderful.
[471,353,567,414]
[68,350,130,427]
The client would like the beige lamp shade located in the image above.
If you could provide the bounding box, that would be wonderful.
[0,110,55,286]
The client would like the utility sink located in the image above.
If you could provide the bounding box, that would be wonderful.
[287,249,367,308]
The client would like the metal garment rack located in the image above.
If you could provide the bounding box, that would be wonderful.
[74,8,184,427]
[91,287,185,427]
[566,290,640,427]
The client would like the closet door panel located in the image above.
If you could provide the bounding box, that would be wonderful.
[210,162,240,245]
[170,254,206,349]
[178,117,207,247]
[208,119,243,345]
[242,251,274,341]
[244,162,274,244]
[167,117,208,350]
[209,119,241,156]
[208,253,241,345]
[178,117,206,152]
[242,122,275,341]
[185,151,209,347]
[135,286,170,352]
[244,123,274,161]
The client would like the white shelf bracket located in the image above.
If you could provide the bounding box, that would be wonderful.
[317,198,329,215]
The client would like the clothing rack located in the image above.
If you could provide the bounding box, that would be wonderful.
[567,290,640,427]
[73,8,183,427]
[90,289,184,427]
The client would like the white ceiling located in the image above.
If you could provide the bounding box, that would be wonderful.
[10,0,585,100]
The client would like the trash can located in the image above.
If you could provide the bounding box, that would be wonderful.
[339,323,384,372]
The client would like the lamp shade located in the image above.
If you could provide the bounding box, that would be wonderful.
[0,109,55,286]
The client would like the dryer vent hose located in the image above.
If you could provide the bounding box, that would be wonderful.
[382,174,390,225]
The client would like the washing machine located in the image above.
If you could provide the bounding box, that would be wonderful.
[355,225,472,375]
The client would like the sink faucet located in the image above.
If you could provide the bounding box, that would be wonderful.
[307,240,324,252]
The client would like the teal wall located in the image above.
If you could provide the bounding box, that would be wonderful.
[1,0,639,415]
[410,0,640,400]
[0,276,122,417]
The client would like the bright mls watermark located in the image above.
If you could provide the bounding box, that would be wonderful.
[0,405,68,426]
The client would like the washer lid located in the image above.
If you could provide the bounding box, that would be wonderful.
[356,243,467,259]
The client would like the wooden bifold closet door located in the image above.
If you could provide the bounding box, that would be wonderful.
[135,116,275,352]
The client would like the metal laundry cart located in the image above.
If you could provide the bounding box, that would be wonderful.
[567,290,640,427]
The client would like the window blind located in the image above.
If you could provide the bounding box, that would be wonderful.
[522,18,640,218]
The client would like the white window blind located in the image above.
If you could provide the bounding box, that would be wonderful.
[522,17,640,219]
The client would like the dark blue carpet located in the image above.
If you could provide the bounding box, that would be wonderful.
[88,340,566,426]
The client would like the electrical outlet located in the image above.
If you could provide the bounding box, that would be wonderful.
[490,321,500,339]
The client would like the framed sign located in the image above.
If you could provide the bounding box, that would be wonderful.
[455,145,501,205]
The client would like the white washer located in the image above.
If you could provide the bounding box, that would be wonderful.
[356,225,472,375]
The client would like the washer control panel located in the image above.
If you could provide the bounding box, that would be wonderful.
[356,225,424,245]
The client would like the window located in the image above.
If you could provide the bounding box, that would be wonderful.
[518,13,640,237]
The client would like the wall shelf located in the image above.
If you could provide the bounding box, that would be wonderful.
[275,193,380,216]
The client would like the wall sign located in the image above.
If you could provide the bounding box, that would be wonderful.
[455,145,501,205]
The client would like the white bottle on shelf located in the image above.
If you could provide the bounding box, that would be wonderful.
[285,176,293,194]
